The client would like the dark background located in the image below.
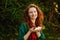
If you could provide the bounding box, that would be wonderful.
[0,0,60,40]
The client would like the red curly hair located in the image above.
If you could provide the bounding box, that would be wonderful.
[24,4,44,28]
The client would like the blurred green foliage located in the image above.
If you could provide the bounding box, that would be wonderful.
[0,0,60,40]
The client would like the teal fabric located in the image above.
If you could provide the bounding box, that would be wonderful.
[18,23,45,40]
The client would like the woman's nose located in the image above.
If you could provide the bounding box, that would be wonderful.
[32,12,35,14]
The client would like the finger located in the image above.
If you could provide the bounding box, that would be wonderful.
[34,30,40,32]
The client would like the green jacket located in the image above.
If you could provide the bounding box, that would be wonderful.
[18,23,45,40]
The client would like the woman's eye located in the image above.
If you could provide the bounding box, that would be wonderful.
[29,11,37,13]
[29,11,33,13]
[34,11,36,13]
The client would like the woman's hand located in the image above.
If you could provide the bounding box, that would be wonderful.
[24,26,42,39]
[24,27,35,40]
[34,27,42,37]
[34,27,42,32]
[29,27,35,32]
[29,27,42,32]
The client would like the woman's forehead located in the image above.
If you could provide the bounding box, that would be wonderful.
[28,7,37,11]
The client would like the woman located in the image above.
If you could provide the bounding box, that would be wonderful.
[18,4,45,40]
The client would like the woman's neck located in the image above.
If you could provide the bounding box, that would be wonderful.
[31,19,36,24]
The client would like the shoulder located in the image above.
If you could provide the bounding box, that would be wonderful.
[19,22,29,34]
[19,22,28,30]
[19,22,27,27]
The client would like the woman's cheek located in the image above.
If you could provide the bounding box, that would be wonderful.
[29,13,32,17]
[35,13,37,18]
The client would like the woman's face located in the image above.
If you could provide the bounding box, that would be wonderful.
[28,7,38,20]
